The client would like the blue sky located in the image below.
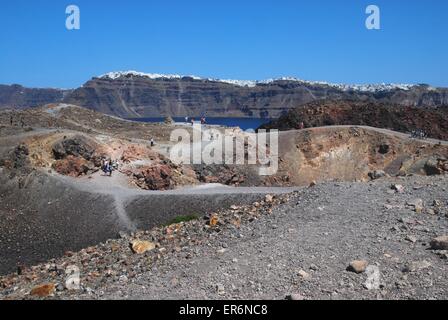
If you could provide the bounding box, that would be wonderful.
[0,0,447,88]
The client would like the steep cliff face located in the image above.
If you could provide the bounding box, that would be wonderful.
[63,73,448,118]
[2,73,448,118]
[0,84,68,109]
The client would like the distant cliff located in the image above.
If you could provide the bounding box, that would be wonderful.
[0,84,68,110]
[63,72,448,118]
[2,72,448,118]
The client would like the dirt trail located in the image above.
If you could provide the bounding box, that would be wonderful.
[280,125,448,146]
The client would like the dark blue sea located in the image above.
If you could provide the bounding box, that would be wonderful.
[130,117,273,131]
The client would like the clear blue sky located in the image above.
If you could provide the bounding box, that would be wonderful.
[0,0,447,88]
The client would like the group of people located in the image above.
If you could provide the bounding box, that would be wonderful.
[410,129,428,140]
[101,158,119,177]
[184,116,207,125]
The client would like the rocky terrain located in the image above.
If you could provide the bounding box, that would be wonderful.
[0,103,447,300]
[274,126,448,185]
[1,175,447,300]
[261,100,448,140]
[2,72,448,118]
[0,104,282,275]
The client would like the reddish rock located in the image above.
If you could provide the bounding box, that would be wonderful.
[121,145,156,163]
[127,164,175,190]
[30,283,55,297]
[52,156,91,177]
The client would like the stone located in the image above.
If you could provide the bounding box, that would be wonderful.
[216,283,225,295]
[265,194,274,203]
[56,283,65,292]
[52,156,92,177]
[209,215,219,227]
[347,260,368,274]
[405,235,418,243]
[131,240,156,254]
[402,260,432,273]
[369,170,386,180]
[391,184,404,193]
[407,199,424,213]
[309,264,319,271]
[141,165,174,190]
[286,293,305,300]
[430,236,448,250]
[30,283,56,297]
[309,181,317,188]
[85,287,95,295]
[424,158,442,176]
[363,265,381,290]
[298,269,311,280]
[407,198,423,207]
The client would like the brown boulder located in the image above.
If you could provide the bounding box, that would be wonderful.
[143,165,174,190]
[126,164,175,190]
[347,260,368,273]
[131,240,156,254]
[52,156,91,177]
[30,283,55,297]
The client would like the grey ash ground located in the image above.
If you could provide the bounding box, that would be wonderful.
[1,175,447,300]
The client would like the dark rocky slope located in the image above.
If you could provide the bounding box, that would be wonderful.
[261,100,448,140]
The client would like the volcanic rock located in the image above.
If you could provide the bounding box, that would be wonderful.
[430,236,448,250]
[30,283,56,297]
[347,260,368,274]
[131,240,156,254]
